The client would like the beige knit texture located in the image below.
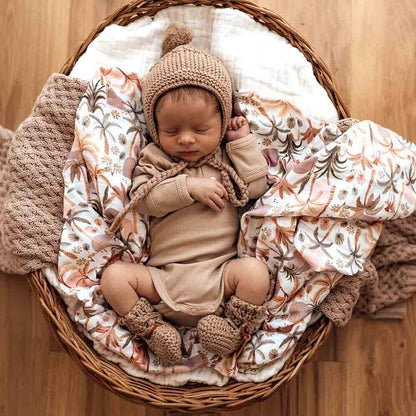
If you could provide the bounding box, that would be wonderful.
[336,117,360,133]
[142,23,233,145]
[161,22,193,56]
[0,127,20,275]
[197,295,268,356]
[119,297,182,366]
[0,74,88,275]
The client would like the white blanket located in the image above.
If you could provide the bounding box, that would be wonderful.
[69,4,338,123]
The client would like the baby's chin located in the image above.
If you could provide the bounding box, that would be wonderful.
[176,151,204,162]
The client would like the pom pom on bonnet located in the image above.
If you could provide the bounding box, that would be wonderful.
[141,22,233,145]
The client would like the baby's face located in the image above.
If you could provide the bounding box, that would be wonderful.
[155,94,222,162]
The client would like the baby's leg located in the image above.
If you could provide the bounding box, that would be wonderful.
[197,258,270,356]
[101,261,182,366]
[100,261,161,316]
[223,257,270,305]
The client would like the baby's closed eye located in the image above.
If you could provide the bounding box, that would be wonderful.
[194,128,209,133]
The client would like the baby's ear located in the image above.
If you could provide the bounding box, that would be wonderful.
[232,93,244,117]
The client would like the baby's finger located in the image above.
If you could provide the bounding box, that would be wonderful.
[205,197,221,213]
[215,183,229,200]
[231,118,238,130]
[210,194,225,209]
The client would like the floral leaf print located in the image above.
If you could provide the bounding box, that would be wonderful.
[270,218,294,246]
[314,144,347,181]
[257,113,291,138]
[377,161,402,194]
[102,186,111,210]
[90,113,121,154]
[66,207,91,227]
[91,321,120,349]
[271,243,295,272]
[297,175,310,194]
[67,158,84,182]
[336,233,365,274]
[271,177,296,198]
[124,100,146,122]
[319,126,339,145]
[280,263,303,285]
[121,332,136,349]
[354,193,383,217]
[278,132,303,160]
[301,125,323,144]
[404,161,416,193]
[100,67,141,100]
[81,79,106,114]
[279,328,304,350]
[243,333,275,364]
[59,82,416,380]
[348,146,375,170]
[310,273,338,304]
[302,227,334,259]
[124,116,146,154]
[107,86,128,110]
[130,340,150,369]
[58,263,100,288]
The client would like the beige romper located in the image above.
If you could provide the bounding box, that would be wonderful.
[130,134,268,327]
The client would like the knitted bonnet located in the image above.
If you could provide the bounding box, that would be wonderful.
[105,22,249,237]
[141,22,233,145]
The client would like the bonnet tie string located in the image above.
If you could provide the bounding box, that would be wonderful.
[105,153,249,238]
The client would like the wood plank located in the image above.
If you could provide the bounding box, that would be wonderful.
[1,0,416,415]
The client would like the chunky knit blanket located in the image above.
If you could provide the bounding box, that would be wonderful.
[0,75,88,274]
[0,72,415,331]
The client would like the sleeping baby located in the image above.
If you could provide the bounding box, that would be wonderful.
[101,22,270,366]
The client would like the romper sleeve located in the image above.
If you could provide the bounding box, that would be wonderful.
[129,144,194,217]
[225,133,269,200]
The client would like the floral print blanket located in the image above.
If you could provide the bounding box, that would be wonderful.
[53,67,416,386]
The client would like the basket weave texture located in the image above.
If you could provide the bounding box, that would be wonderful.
[28,0,348,412]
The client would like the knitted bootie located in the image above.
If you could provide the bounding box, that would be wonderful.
[119,297,182,366]
[197,295,268,357]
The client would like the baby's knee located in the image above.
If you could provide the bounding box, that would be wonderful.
[100,261,130,292]
[242,257,269,277]
[236,258,270,291]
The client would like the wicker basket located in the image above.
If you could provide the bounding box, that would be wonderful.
[28,0,349,412]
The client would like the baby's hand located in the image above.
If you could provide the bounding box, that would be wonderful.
[186,177,229,213]
[225,116,251,142]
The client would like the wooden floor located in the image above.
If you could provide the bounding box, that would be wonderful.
[1,0,416,415]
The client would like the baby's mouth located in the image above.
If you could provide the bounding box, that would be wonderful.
[178,150,199,155]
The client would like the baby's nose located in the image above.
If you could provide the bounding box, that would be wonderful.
[178,133,196,144]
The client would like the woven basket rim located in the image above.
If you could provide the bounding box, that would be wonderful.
[29,0,345,412]
[29,269,333,412]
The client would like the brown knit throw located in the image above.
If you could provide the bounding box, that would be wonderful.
[105,148,250,237]
[0,74,88,274]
